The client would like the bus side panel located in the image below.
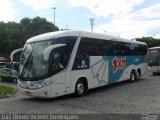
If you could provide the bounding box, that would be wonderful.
[104,55,147,84]
[104,56,127,84]
[90,56,108,88]
[70,69,91,94]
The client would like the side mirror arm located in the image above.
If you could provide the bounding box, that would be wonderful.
[10,48,23,62]
[44,44,66,62]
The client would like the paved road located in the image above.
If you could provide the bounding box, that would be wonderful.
[0,72,160,119]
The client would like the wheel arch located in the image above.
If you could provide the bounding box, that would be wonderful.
[74,75,89,92]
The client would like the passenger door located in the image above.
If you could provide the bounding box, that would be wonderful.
[50,47,66,97]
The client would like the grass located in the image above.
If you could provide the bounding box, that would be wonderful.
[0,85,15,96]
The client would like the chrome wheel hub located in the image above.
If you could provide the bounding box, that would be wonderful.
[77,83,84,94]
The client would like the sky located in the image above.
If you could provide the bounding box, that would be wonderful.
[0,0,160,39]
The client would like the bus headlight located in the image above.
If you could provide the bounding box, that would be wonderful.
[38,85,42,88]
[36,80,53,89]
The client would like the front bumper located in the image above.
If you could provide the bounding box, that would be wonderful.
[18,84,52,98]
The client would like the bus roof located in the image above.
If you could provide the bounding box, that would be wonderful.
[149,46,160,49]
[26,30,146,45]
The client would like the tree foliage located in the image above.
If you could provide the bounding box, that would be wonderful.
[0,16,59,58]
[135,37,160,48]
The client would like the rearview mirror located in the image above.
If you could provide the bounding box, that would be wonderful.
[44,44,66,62]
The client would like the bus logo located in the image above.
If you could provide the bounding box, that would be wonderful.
[112,57,126,72]
[78,60,88,69]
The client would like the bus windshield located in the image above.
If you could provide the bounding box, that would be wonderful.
[19,36,77,81]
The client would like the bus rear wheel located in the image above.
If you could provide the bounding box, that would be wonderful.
[153,72,157,75]
[130,70,136,82]
[136,69,141,80]
[75,80,87,97]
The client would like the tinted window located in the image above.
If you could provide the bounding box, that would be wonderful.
[132,44,147,55]
[76,37,107,57]
[76,37,147,57]
[50,36,77,75]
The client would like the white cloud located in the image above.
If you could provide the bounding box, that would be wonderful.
[69,0,144,17]
[95,17,160,39]
[69,0,160,39]
[19,0,55,10]
[95,3,160,39]
[0,0,18,22]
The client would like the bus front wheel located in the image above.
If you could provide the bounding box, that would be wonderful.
[75,80,87,97]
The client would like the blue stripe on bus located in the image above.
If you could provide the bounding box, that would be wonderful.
[103,56,144,84]
[72,55,144,84]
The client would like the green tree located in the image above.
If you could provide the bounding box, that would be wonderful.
[136,37,160,48]
[0,22,7,56]
[6,22,21,55]
[0,16,59,58]
[19,16,59,47]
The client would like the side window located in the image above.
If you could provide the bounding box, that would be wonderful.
[76,38,91,59]
[104,41,114,56]
[133,44,146,55]
[142,45,147,55]
[50,36,77,75]
[60,36,77,61]
[111,41,122,55]
[51,47,65,75]
[94,40,106,56]
[123,43,131,55]
[76,37,108,58]
[77,38,129,57]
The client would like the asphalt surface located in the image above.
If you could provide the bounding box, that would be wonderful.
[0,72,160,120]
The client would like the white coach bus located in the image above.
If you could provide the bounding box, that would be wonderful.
[11,30,148,98]
[148,46,160,74]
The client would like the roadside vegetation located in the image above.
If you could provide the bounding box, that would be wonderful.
[136,37,160,48]
[0,85,15,98]
[0,16,59,60]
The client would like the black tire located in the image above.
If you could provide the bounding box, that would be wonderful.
[130,70,136,82]
[136,70,141,80]
[75,80,87,97]
[153,72,157,75]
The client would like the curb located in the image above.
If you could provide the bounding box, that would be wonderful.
[0,95,10,99]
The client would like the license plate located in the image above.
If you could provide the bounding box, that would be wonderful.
[25,91,31,96]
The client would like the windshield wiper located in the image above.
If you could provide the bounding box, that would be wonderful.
[20,54,32,77]
[29,56,37,79]
[20,45,35,79]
